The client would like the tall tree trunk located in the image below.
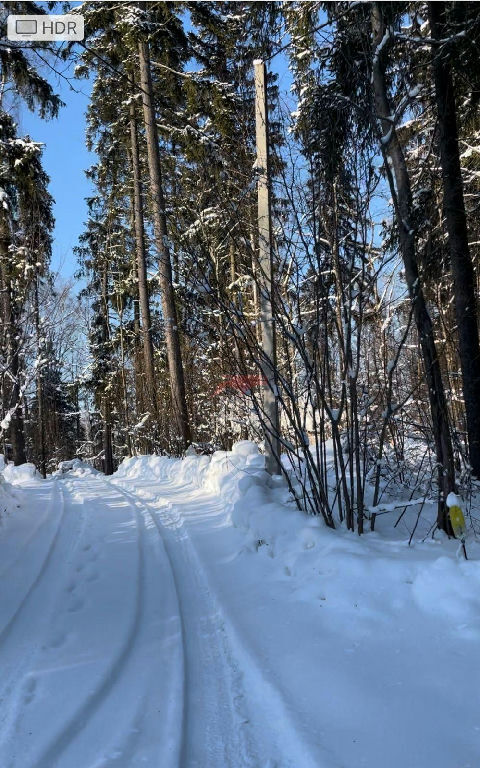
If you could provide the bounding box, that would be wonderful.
[8,346,25,466]
[371,2,455,531]
[34,273,46,477]
[128,88,158,427]
[103,396,114,476]
[131,254,144,425]
[137,36,191,450]
[101,265,114,475]
[74,380,81,444]
[429,1,480,478]
[0,211,26,465]
[116,295,133,458]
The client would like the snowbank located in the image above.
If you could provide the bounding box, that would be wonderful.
[0,459,23,523]
[112,441,480,768]
[2,462,39,485]
[55,459,99,478]
[114,440,267,506]
[114,441,480,563]
[114,441,480,651]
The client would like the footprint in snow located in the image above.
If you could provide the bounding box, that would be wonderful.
[68,597,85,613]
[85,569,99,583]
[23,676,37,705]
[48,632,67,649]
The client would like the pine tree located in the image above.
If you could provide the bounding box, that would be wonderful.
[77,1,194,455]
[0,1,60,467]
[0,114,55,465]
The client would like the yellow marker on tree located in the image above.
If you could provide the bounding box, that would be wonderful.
[446,492,468,559]
[449,505,465,539]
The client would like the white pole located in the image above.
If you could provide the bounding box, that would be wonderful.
[254,58,281,475]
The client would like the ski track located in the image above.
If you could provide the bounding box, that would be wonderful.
[109,478,258,768]
[0,479,71,733]
[31,477,146,768]
[0,479,65,642]
[2,463,477,768]
[113,472,320,768]
[0,471,272,767]
[0,475,180,767]
[0,490,56,581]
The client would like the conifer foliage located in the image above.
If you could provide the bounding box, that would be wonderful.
[2,1,480,535]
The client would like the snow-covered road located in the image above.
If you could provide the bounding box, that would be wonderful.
[2,449,480,768]
[0,473,263,768]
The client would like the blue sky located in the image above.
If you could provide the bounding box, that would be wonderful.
[11,4,293,288]
[18,57,93,281]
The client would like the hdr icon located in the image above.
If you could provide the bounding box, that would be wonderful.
[7,15,84,41]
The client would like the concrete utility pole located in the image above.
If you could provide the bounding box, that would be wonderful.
[254,59,281,475]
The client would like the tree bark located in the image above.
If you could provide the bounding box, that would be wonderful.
[371,2,455,530]
[101,265,114,475]
[428,1,480,478]
[131,254,144,422]
[138,36,191,450]
[103,396,114,475]
[128,89,158,426]
[34,273,46,477]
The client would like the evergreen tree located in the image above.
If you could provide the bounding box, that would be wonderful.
[0,0,60,466]
[0,115,54,465]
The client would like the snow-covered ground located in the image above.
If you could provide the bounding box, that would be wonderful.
[0,443,479,767]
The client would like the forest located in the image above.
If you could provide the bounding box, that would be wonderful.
[2,0,480,538]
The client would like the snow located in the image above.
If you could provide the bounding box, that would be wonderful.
[0,188,9,211]
[372,28,391,67]
[0,412,11,431]
[0,461,23,523]
[0,444,479,766]
[56,459,99,477]
[230,439,259,458]
[131,413,150,432]
[296,50,312,61]
[3,461,40,484]
[446,491,463,509]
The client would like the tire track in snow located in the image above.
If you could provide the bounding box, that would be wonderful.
[0,479,65,646]
[0,480,83,754]
[32,477,145,768]
[101,478,187,767]
[156,498,257,768]
[0,494,53,580]
[119,474,325,768]
[2,474,186,768]
[158,481,327,766]
[112,479,258,768]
